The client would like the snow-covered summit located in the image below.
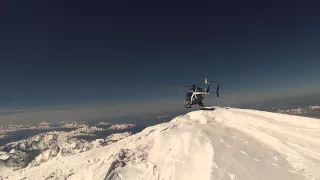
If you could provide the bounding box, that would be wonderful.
[58,121,87,129]
[4,107,320,180]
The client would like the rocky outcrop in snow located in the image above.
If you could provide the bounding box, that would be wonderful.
[96,122,110,126]
[58,121,87,129]
[0,134,7,140]
[104,132,131,145]
[108,124,136,130]
[73,125,105,134]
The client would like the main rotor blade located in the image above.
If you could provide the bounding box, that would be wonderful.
[181,84,200,87]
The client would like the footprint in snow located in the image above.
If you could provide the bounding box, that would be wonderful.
[242,140,248,144]
[268,162,280,167]
[253,158,260,162]
[240,151,248,156]
[212,163,218,168]
[231,136,248,145]
[228,173,237,180]
[272,163,280,167]
[273,156,278,161]
[288,170,299,174]
[220,139,234,149]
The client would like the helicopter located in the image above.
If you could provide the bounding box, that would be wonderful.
[183,77,220,108]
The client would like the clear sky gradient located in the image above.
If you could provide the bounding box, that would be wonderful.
[0,0,319,123]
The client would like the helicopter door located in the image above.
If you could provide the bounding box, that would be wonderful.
[185,92,192,101]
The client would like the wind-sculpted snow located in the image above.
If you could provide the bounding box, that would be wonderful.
[3,107,320,180]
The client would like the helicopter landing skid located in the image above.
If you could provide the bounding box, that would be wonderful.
[184,103,192,108]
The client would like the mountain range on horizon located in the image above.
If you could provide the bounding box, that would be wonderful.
[1,107,320,180]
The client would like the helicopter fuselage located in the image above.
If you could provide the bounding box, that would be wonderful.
[185,90,207,108]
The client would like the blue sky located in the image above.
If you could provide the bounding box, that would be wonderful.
[0,0,319,123]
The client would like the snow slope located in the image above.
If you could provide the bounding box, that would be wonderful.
[4,107,320,180]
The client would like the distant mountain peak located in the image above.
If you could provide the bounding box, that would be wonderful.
[3,107,320,180]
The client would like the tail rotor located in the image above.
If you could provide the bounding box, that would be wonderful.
[205,77,220,97]
[216,85,220,97]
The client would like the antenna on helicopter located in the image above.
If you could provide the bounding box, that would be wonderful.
[205,77,220,97]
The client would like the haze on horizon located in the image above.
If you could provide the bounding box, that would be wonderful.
[0,0,319,124]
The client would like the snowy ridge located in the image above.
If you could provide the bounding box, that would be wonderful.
[4,107,320,180]
[59,121,87,129]
[0,124,56,135]
[0,124,134,169]
[108,124,136,130]
[96,122,110,126]
[273,105,320,116]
